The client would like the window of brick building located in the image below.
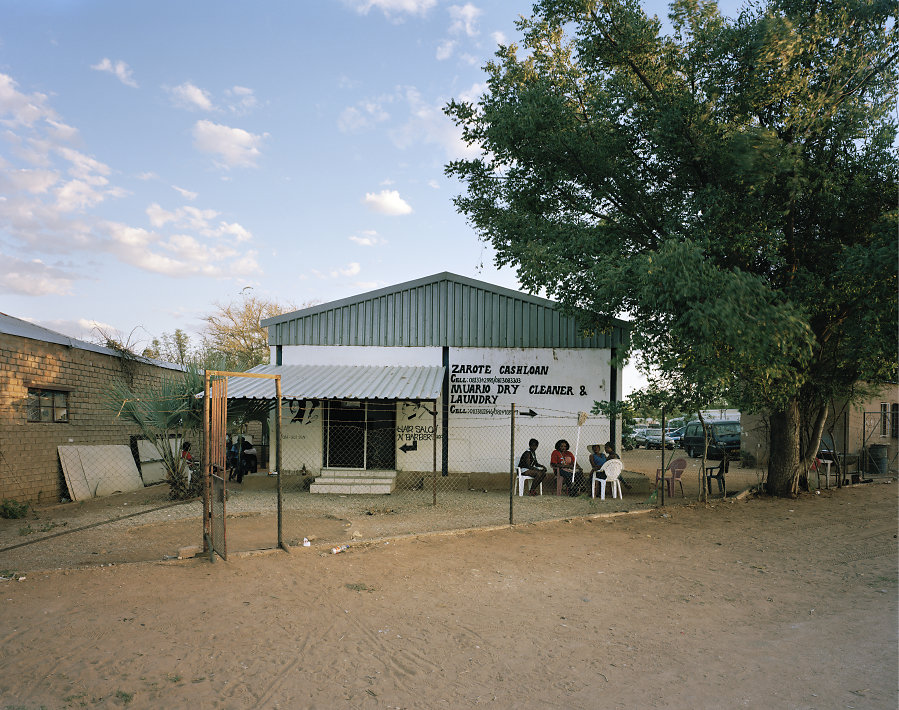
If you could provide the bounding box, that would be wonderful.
[26,388,68,423]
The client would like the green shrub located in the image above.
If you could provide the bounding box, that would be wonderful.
[0,499,29,519]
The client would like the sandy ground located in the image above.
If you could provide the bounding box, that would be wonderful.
[0,480,896,709]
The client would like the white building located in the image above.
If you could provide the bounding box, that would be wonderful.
[226,273,629,492]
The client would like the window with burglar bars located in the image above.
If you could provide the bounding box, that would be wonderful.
[26,388,69,423]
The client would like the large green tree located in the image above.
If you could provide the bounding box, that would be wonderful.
[446,0,898,496]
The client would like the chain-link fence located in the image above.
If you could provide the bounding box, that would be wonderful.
[0,396,819,569]
[859,410,898,479]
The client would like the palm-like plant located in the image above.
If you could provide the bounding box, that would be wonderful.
[108,366,205,499]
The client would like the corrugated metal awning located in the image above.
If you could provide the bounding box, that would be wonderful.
[222,364,444,401]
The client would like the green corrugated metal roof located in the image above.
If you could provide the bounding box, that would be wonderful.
[262,272,628,349]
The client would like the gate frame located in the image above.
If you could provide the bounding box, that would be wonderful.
[203,370,282,560]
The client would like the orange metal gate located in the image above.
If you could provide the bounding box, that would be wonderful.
[204,374,228,560]
[203,371,282,560]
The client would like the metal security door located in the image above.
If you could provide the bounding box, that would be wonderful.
[326,401,365,468]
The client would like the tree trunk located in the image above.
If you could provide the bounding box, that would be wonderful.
[767,397,802,496]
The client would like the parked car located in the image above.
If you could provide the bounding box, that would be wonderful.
[667,426,684,449]
[644,428,674,450]
[681,420,741,458]
[631,427,648,447]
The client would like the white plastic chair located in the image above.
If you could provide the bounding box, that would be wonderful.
[810,457,833,489]
[516,467,542,496]
[591,459,623,500]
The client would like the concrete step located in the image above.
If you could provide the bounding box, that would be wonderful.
[310,481,395,495]
[314,476,396,486]
[320,468,396,479]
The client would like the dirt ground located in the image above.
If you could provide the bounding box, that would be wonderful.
[0,481,896,709]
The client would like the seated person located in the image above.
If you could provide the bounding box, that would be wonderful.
[588,444,607,473]
[518,438,548,495]
[180,441,198,469]
[599,441,631,490]
[551,439,585,496]
[227,438,240,481]
[239,438,258,477]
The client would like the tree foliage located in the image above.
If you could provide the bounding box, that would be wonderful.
[446,0,898,496]
[107,366,206,500]
[202,289,298,371]
[141,290,307,372]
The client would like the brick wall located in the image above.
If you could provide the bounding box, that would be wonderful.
[0,334,186,504]
[741,382,898,468]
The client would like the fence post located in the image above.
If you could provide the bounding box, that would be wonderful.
[432,404,438,506]
[510,403,516,525]
[660,407,666,507]
[276,376,284,550]
[202,371,211,552]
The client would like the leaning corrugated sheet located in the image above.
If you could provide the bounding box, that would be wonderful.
[222,364,445,401]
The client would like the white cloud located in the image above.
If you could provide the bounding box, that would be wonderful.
[217,221,252,242]
[334,262,361,277]
[311,262,363,279]
[0,73,56,127]
[56,146,111,180]
[147,203,217,230]
[103,220,260,278]
[345,0,436,18]
[0,256,74,296]
[172,185,198,201]
[436,39,456,61]
[0,168,58,194]
[45,119,78,142]
[338,99,391,133]
[145,202,251,242]
[0,70,264,293]
[491,30,507,46]
[427,179,440,189]
[349,230,386,246]
[363,189,412,215]
[226,86,258,114]
[168,81,214,111]
[90,58,138,88]
[192,119,265,168]
[449,3,482,36]
[389,84,483,160]
[55,178,110,211]
[337,75,361,90]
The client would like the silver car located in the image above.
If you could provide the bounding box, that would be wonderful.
[645,428,674,450]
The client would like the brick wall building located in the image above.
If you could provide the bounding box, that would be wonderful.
[0,313,186,504]
[742,382,899,473]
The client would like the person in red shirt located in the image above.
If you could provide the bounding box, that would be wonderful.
[551,439,584,496]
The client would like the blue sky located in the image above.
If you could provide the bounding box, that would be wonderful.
[1,0,742,392]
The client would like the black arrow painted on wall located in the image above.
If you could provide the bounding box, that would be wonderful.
[522,409,538,418]
[399,440,418,453]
